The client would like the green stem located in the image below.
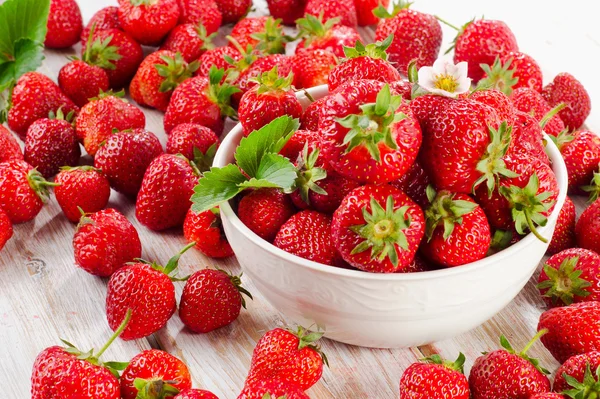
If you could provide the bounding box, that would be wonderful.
[521,328,547,356]
[539,103,566,129]
[435,15,460,31]
[95,309,132,359]
[525,212,548,243]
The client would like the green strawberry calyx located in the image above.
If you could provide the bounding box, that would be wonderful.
[422,352,466,374]
[548,128,575,151]
[133,377,180,399]
[250,17,292,55]
[287,326,329,367]
[90,89,127,102]
[250,66,294,95]
[83,24,122,71]
[207,66,241,119]
[216,267,254,309]
[342,34,393,61]
[192,143,218,174]
[373,0,412,19]
[225,37,259,75]
[582,168,600,203]
[293,144,328,206]
[155,52,199,93]
[27,169,59,203]
[437,16,476,55]
[297,12,340,46]
[194,22,217,52]
[500,330,551,375]
[477,56,519,95]
[562,363,600,399]
[137,242,196,282]
[350,195,411,267]
[424,186,478,242]
[48,107,75,123]
[336,84,406,163]
[536,256,591,306]
[261,394,286,399]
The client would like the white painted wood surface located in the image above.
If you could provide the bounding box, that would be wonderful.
[0,0,598,397]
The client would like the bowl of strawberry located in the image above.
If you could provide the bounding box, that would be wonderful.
[193,47,568,348]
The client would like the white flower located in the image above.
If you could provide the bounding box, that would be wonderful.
[417,58,472,98]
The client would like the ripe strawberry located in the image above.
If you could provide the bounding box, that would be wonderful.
[239,68,303,136]
[296,14,361,57]
[94,128,163,197]
[75,93,146,156]
[45,0,83,49]
[130,50,199,112]
[161,22,216,63]
[575,199,600,254]
[238,188,296,242]
[232,54,294,104]
[0,160,54,224]
[355,0,388,26]
[58,60,111,108]
[81,7,121,42]
[469,333,551,399]
[82,28,144,89]
[266,0,307,25]
[553,129,600,193]
[245,327,327,391]
[0,208,13,251]
[319,82,421,183]
[389,159,431,209]
[542,73,591,130]
[238,379,310,399]
[106,244,194,340]
[529,394,565,399]
[166,123,219,170]
[332,184,425,273]
[196,46,242,78]
[136,154,200,230]
[374,2,441,74]
[215,0,252,24]
[305,0,357,27]
[73,208,141,276]
[390,79,413,101]
[0,125,23,163]
[7,72,79,140]
[120,349,192,399]
[55,166,111,222]
[24,112,81,178]
[279,129,321,160]
[399,353,470,399]
[175,389,219,399]
[510,87,565,137]
[230,16,289,55]
[178,0,223,33]
[328,38,401,91]
[300,99,326,131]
[546,197,576,255]
[420,188,491,268]
[291,48,338,89]
[552,351,600,394]
[469,89,514,122]
[507,110,549,165]
[480,52,543,95]
[183,207,233,258]
[118,0,180,46]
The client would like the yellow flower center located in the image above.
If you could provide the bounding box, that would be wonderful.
[434,74,459,92]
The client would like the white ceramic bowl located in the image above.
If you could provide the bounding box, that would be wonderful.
[214,85,568,348]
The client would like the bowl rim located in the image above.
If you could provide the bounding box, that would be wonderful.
[214,85,569,281]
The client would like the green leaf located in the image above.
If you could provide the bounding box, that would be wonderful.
[254,153,298,190]
[0,38,44,91]
[191,164,247,213]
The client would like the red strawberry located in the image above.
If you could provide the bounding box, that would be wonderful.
[469,89,514,122]
[230,16,289,55]
[130,50,199,112]
[296,14,361,57]
[266,0,307,25]
[420,188,491,268]
[0,125,23,163]
[389,159,431,209]
[75,93,146,157]
[94,128,163,197]
[374,2,441,74]
[399,353,470,399]
[238,379,310,399]
[305,0,357,27]
[546,197,576,255]
[397,255,433,273]
[106,244,194,340]
[55,166,111,222]
[319,81,421,183]
[238,188,296,242]
[136,154,200,230]
[45,0,83,49]
[328,38,402,91]
[542,73,591,130]
[390,79,413,101]
[530,394,565,399]
[300,99,326,131]
[73,208,141,276]
[279,129,321,160]
[215,0,252,24]
[118,0,180,46]
[166,123,219,170]
[332,184,425,273]
[180,268,252,332]
[245,327,327,391]
[232,54,294,104]
[0,160,54,224]
[553,129,600,193]
[58,60,111,108]
[291,48,338,89]
[81,7,121,42]
[24,112,81,178]
[576,199,600,254]
[7,72,79,140]
[552,351,600,394]
[183,207,233,258]
[0,208,13,251]
[196,46,242,78]
[355,0,388,26]
[510,87,565,137]
[469,333,551,399]
[480,52,543,95]
[507,110,549,165]
[161,23,216,63]
[120,349,192,399]
[175,389,219,399]
[178,0,223,33]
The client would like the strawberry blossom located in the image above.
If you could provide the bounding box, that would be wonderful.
[417,58,471,98]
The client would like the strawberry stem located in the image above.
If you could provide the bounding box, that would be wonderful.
[520,329,547,356]
[525,211,547,243]
[435,15,460,31]
[95,309,132,359]
[539,103,566,129]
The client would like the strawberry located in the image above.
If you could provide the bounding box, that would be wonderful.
[0,160,54,224]
[75,92,146,157]
[389,159,431,209]
[552,351,600,394]
[575,199,600,254]
[0,125,23,163]
[529,394,565,399]
[539,301,600,363]
[175,389,219,399]
[239,68,303,136]
[161,23,216,63]
[120,349,192,399]
[196,46,242,78]
[397,255,433,273]
[479,52,543,95]
[469,89,514,122]
[332,184,425,273]
[73,208,142,276]
[469,333,551,399]
[81,7,121,42]
[390,79,413,101]
[245,327,327,391]
[82,28,144,89]
[374,1,442,74]
[215,0,252,24]
[55,166,111,222]
[130,50,199,112]
[45,0,83,49]
[118,0,180,46]
[300,98,326,131]
[164,68,239,135]
[279,129,321,160]
[328,37,402,91]
[355,0,388,26]
[94,128,163,197]
[7,72,79,140]
[136,154,200,230]
[296,14,361,57]
[399,353,470,399]
[24,111,81,178]
[178,0,223,33]
[546,197,576,255]
[542,73,591,130]
[553,129,600,193]
[106,244,194,340]
[184,207,233,258]
[166,123,219,170]
[305,0,357,27]
[238,188,296,242]
[232,54,294,104]
[266,0,307,25]
[58,60,111,108]
[180,268,252,332]
[291,48,338,89]
[507,110,549,165]
[510,87,565,137]
[0,208,13,251]
[319,82,421,183]
[230,16,289,55]
[420,188,491,268]
[238,379,310,399]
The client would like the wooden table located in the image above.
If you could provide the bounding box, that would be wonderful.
[2,0,599,397]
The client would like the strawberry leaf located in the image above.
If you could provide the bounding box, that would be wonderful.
[191,164,248,213]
